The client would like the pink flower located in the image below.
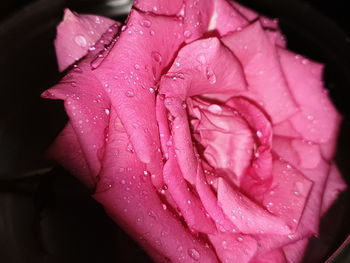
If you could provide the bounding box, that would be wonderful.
[43,1,346,262]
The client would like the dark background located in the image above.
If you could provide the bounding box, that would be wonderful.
[0,1,349,263]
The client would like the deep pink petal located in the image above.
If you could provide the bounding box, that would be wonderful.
[196,163,239,233]
[217,178,291,235]
[283,238,309,263]
[183,0,214,42]
[209,0,248,36]
[134,0,183,15]
[160,37,246,100]
[278,48,342,144]
[261,157,313,231]
[48,122,94,188]
[230,1,258,21]
[321,163,347,215]
[251,249,286,263]
[163,97,198,184]
[222,21,298,123]
[92,9,183,167]
[55,9,116,71]
[226,97,273,180]
[163,147,216,234]
[208,233,258,263]
[94,109,218,263]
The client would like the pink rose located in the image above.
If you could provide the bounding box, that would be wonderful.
[43,1,346,262]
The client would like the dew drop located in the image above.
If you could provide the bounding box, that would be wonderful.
[134,64,141,70]
[121,179,126,184]
[196,53,206,64]
[74,35,87,47]
[206,68,217,84]
[151,51,162,63]
[256,130,262,138]
[187,248,200,261]
[208,104,222,114]
[140,19,152,28]
[222,240,228,249]
[307,115,314,121]
[184,30,192,38]
[127,143,134,153]
[104,108,110,115]
[125,90,135,97]
[149,30,155,36]
[237,236,243,242]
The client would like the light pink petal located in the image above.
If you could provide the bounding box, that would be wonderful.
[92,9,183,167]
[278,48,342,143]
[196,163,239,233]
[292,139,321,169]
[251,249,286,263]
[190,99,253,186]
[226,98,273,182]
[209,233,258,263]
[262,158,313,231]
[134,0,183,15]
[183,0,214,42]
[163,148,216,234]
[94,109,218,263]
[273,136,322,169]
[217,178,291,235]
[209,0,248,36]
[273,120,300,138]
[222,21,298,123]
[283,238,309,263]
[160,37,246,100]
[321,163,347,215]
[255,159,330,254]
[55,9,116,71]
[48,122,94,188]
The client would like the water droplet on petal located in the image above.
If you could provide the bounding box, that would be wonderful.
[184,30,192,38]
[140,19,151,28]
[125,90,135,97]
[74,35,87,47]
[256,130,262,138]
[208,104,222,114]
[206,68,217,84]
[237,236,243,242]
[188,248,200,261]
[104,108,110,115]
[151,51,162,63]
[134,64,141,70]
[196,53,206,64]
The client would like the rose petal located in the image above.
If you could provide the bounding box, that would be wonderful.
[160,37,246,100]
[217,178,291,235]
[190,99,254,186]
[222,21,298,123]
[251,249,286,263]
[230,1,258,21]
[321,163,347,215]
[209,0,248,35]
[48,122,94,188]
[55,9,116,71]
[133,0,183,15]
[92,9,183,168]
[183,0,214,42]
[163,97,198,184]
[163,147,216,234]
[278,48,342,144]
[283,238,309,263]
[261,157,313,231]
[94,109,218,263]
[196,163,239,233]
[208,233,258,263]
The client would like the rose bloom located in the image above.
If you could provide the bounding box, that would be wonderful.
[42,0,346,262]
